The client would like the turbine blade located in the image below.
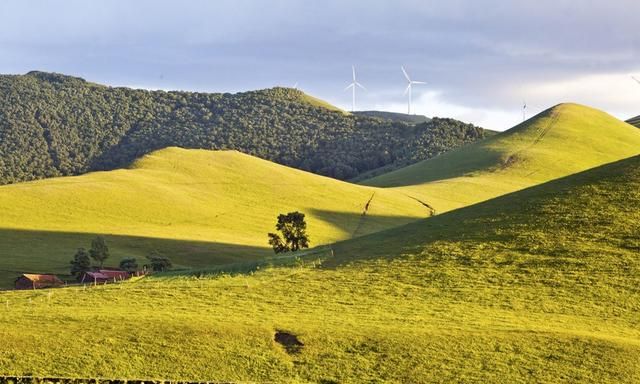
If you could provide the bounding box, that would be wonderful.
[401,66,411,82]
[403,83,411,95]
[352,65,356,81]
[411,81,426,85]
[344,83,354,91]
[355,81,366,90]
[632,76,640,84]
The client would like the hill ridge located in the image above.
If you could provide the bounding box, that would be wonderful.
[0,71,489,184]
[362,102,640,213]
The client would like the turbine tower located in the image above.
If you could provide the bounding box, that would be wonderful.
[345,65,365,112]
[402,66,426,115]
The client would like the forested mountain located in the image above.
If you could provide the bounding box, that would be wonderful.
[0,71,490,184]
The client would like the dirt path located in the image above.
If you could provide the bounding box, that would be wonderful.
[351,192,376,237]
[407,195,436,216]
[502,110,560,169]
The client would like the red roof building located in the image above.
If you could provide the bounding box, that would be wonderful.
[80,269,129,284]
[98,269,129,280]
[80,271,110,284]
[15,274,64,290]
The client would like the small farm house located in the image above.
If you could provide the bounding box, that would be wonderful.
[15,274,64,290]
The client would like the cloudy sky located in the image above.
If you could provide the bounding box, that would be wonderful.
[1,0,639,130]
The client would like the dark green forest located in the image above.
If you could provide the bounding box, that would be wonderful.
[0,71,492,184]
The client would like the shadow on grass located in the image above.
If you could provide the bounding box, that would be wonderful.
[359,109,555,187]
[0,227,271,288]
[308,208,428,239]
[0,210,421,288]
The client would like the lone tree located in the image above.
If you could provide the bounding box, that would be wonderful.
[268,211,310,254]
[70,248,91,278]
[89,236,110,268]
[119,257,138,273]
[146,253,172,272]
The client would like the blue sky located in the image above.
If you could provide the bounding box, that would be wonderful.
[1,0,639,130]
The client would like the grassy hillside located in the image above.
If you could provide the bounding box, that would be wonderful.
[300,93,348,113]
[0,147,430,287]
[0,152,638,383]
[353,110,431,124]
[363,103,640,213]
[0,71,489,183]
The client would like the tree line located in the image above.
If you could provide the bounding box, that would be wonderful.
[0,71,492,184]
[70,236,172,278]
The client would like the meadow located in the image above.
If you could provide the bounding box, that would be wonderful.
[0,153,638,383]
[0,148,429,287]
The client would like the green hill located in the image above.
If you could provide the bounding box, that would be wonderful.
[0,71,489,184]
[0,151,638,382]
[353,110,431,124]
[363,103,640,213]
[0,147,431,287]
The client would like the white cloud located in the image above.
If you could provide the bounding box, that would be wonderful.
[521,70,640,120]
[334,68,640,132]
[346,90,533,131]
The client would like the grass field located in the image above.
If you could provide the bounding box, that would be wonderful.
[0,152,638,383]
[0,148,430,287]
[1,103,639,290]
[363,103,640,213]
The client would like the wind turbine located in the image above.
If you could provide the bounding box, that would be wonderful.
[522,100,527,122]
[345,65,365,112]
[401,66,426,115]
[632,76,640,85]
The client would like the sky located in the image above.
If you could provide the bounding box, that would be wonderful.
[1,0,639,130]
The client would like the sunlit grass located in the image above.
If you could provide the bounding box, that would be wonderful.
[0,148,429,286]
[364,103,640,213]
[1,153,639,383]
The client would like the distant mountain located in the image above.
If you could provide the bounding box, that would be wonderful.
[363,103,640,213]
[353,110,430,124]
[0,71,491,184]
[626,115,640,128]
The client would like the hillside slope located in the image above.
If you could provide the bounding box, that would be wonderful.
[1,150,639,382]
[363,103,640,212]
[627,114,640,128]
[0,71,489,184]
[0,147,430,286]
[353,110,430,124]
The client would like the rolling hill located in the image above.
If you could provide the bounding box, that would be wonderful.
[0,150,638,382]
[363,103,640,213]
[0,147,431,287]
[0,71,489,184]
